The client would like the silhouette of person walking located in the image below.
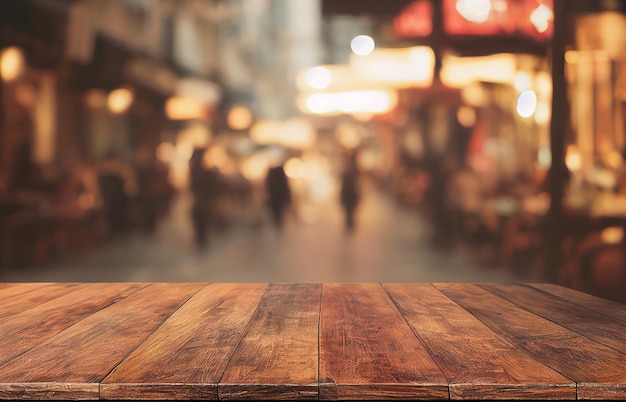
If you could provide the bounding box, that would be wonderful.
[264,163,292,230]
[339,151,360,233]
[189,147,221,248]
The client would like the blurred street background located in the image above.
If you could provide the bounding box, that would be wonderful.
[0,0,625,303]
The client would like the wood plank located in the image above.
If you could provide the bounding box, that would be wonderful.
[0,283,89,323]
[480,283,626,354]
[435,283,626,400]
[383,283,575,400]
[525,283,626,323]
[320,283,448,400]
[0,282,147,367]
[0,283,51,301]
[0,283,203,400]
[218,283,321,400]
[101,283,267,400]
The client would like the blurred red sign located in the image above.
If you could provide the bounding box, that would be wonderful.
[394,1,433,38]
[443,0,553,39]
[394,0,553,40]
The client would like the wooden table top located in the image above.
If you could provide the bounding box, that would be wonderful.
[0,282,624,400]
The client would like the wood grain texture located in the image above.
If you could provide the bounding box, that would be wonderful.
[0,383,96,401]
[383,283,575,400]
[0,283,51,300]
[219,283,321,400]
[319,283,448,400]
[435,283,626,400]
[0,283,203,400]
[480,283,626,354]
[0,283,88,323]
[525,282,626,323]
[0,282,147,366]
[101,283,268,400]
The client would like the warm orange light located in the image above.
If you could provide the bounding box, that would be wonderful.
[441,53,516,87]
[0,46,26,82]
[298,90,397,116]
[107,88,134,114]
[601,227,623,244]
[227,104,253,130]
[565,145,582,172]
[165,96,206,120]
[350,46,434,88]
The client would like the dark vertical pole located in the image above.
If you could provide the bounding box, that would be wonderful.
[543,0,569,283]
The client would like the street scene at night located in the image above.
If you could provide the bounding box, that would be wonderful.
[1,0,625,304]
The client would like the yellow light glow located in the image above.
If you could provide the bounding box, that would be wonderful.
[107,88,134,114]
[250,120,282,145]
[350,46,434,88]
[565,50,609,64]
[538,146,551,168]
[177,122,212,150]
[284,157,305,179]
[176,142,194,161]
[457,106,476,127]
[535,71,552,97]
[441,53,517,88]
[460,83,489,107]
[241,154,270,181]
[565,145,582,172]
[204,145,230,170]
[351,35,375,56]
[300,90,397,116]
[534,101,551,125]
[605,151,623,169]
[0,46,25,82]
[601,227,623,244]
[165,96,206,120]
[227,104,253,130]
[516,90,537,118]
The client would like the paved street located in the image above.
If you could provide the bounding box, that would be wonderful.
[1,178,535,284]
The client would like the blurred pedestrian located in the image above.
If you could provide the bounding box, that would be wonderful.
[133,143,159,234]
[189,147,221,248]
[264,163,292,230]
[339,151,361,233]
[96,149,135,237]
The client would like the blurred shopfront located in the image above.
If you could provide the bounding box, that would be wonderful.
[318,0,626,301]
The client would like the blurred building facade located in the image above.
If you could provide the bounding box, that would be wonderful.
[1,0,626,301]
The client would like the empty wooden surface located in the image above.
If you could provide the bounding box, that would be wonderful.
[0,282,624,400]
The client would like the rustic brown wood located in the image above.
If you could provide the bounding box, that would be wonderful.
[218,283,321,400]
[383,283,575,400]
[0,282,51,300]
[525,282,626,322]
[319,283,448,400]
[101,283,268,400]
[0,283,89,323]
[0,282,624,400]
[0,282,147,367]
[480,283,626,354]
[0,283,203,400]
[435,283,626,400]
